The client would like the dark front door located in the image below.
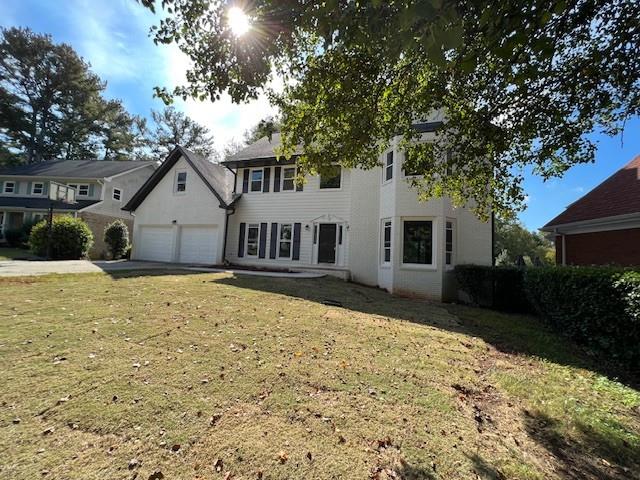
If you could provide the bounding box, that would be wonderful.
[317,223,337,263]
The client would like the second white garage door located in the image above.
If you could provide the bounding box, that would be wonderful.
[178,226,218,265]
[138,226,174,262]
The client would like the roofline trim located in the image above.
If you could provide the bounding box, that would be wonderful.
[541,212,640,233]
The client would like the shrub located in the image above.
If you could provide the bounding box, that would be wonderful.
[29,216,93,260]
[524,267,640,364]
[103,220,129,259]
[454,265,531,312]
[3,220,40,248]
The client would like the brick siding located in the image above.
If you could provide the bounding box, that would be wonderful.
[78,212,133,260]
[555,227,640,266]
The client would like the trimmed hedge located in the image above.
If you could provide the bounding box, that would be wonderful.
[104,220,129,259]
[29,216,94,260]
[454,265,530,312]
[525,267,640,364]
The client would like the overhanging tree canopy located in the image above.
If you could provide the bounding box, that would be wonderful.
[140,0,639,218]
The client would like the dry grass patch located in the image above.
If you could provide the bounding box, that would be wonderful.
[0,271,638,480]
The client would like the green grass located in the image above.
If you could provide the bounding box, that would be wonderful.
[0,272,638,480]
[0,247,35,260]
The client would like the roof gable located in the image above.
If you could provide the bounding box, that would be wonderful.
[0,160,154,179]
[544,155,640,228]
[123,147,237,211]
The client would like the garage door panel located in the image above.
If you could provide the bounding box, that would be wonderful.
[179,226,217,264]
[137,227,174,262]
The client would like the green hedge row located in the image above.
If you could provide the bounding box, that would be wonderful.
[455,265,640,364]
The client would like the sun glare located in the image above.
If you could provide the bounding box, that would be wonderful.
[228,7,250,37]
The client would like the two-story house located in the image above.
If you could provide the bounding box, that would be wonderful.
[124,124,491,300]
[0,160,156,257]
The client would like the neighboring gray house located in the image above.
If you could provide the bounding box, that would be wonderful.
[0,160,156,257]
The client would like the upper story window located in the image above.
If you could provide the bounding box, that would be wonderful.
[402,220,433,265]
[320,166,342,189]
[3,181,16,194]
[445,220,455,266]
[69,184,89,197]
[113,188,122,201]
[175,171,187,193]
[250,169,263,192]
[282,167,296,191]
[246,224,259,256]
[384,151,394,182]
[31,182,44,195]
[382,220,392,264]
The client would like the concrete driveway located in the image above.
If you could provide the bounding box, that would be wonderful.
[0,260,176,277]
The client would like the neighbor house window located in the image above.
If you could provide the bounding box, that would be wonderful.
[112,188,122,201]
[278,224,293,258]
[384,151,394,182]
[246,224,259,256]
[175,172,187,193]
[250,169,263,192]
[282,167,296,191]
[403,220,433,265]
[320,166,341,189]
[382,220,392,263]
[3,181,15,194]
[445,220,455,266]
[31,182,44,195]
[71,184,90,197]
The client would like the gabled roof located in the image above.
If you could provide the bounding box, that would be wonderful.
[123,146,238,211]
[543,154,640,229]
[0,160,155,179]
[223,121,444,167]
[0,196,100,211]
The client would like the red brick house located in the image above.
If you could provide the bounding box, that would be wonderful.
[541,154,640,266]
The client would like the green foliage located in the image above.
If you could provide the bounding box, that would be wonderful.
[103,220,130,260]
[454,265,531,312]
[149,106,216,160]
[525,267,640,364]
[3,219,40,248]
[142,0,640,218]
[495,217,554,266]
[29,216,93,260]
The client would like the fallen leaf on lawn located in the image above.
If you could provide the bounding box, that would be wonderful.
[223,472,234,480]
[128,458,140,470]
[132,363,141,368]
[306,451,313,461]
[294,351,303,357]
[213,458,223,472]
[338,434,346,444]
[277,450,288,463]
[171,444,180,452]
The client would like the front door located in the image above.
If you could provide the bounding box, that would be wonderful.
[317,223,337,263]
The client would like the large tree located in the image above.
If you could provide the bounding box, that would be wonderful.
[147,106,216,160]
[140,0,640,218]
[495,217,554,266]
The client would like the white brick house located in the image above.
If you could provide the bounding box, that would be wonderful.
[124,125,492,300]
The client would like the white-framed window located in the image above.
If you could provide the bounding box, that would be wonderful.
[402,219,434,266]
[31,182,44,195]
[112,188,122,201]
[319,166,342,189]
[3,181,16,194]
[246,223,259,256]
[445,219,455,266]
[381,219,392,264]
[250,169,263,192]
[175,171,187,193]
[282,167,296,191]
[384,151,394,182]
[278,223,293,258]
[78,184,89,197]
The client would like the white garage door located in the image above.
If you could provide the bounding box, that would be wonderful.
[179,226,217,265]
[137,226,174,262]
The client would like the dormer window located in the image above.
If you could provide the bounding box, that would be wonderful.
[31,182,44,195]
[3,181,15,194]
[175,171,187,193]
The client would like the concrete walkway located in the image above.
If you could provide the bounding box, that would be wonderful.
[0,259,325,279]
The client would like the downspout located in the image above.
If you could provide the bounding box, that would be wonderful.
[221,165,238,265]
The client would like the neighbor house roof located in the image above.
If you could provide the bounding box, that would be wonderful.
[0,196,100,211]
[123,146,238,211]
[223,121,444,167]
[0,160,155,179]
[543,154,640,229]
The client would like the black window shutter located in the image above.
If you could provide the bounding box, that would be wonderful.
[258,222,268,258]
[238,223,246,257]
[292,223,302,260]
[242,170,249,193]
[263,168,271,192]
[273,167,281,192]
[269,223,278,259]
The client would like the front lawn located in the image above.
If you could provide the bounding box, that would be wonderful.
[0,272,638,480]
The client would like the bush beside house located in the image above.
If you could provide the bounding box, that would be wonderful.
[455,265,640,364]
[29,216,94,260]
[3,220,40,249]
[103,220,130,260]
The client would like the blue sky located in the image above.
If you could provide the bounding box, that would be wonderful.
[1,0,638,230]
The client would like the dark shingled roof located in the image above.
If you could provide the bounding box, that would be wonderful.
[543,154,640,229]
[0,160,154,179]
[222,122,444,167]
[0,196,100,211]
[123,146,238,211]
